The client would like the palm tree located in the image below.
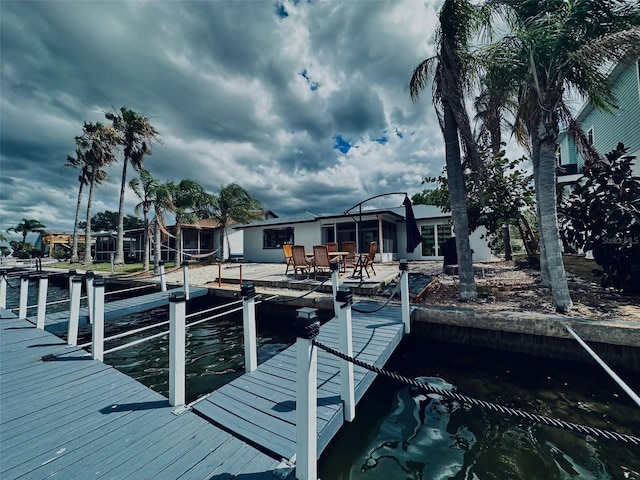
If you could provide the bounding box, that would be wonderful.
[64,148,92,263]
[106,107,161,265]
[410,0,480,300]
[169,179,215,265]
[76,122,119,265]
[205,183,263,261]
[7,219,47,246]
[129,168,156,271]
[481,0,640,311]
[148,181,175,272]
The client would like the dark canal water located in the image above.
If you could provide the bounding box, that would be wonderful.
[5,276,640,478]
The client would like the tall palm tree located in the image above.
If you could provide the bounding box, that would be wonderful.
[129,168,156,271]
[106,107,161,265]
[64,148,91,263]
[76,122,119,265]
[149,181,174,272]
[205,183,263,261]
[410,0,480,300]
[481,0,640,311]
[7,219,47,246]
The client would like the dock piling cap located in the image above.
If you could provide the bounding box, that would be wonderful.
[295,307,320,339]
[169,291,187,302]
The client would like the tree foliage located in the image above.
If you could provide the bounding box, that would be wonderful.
[6,219,47,246]
[560,143,640,293]
[78,211,143,232]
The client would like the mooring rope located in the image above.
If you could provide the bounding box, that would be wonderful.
[1,273,19,289]
[351,271,404,314]
[311,339,640,445]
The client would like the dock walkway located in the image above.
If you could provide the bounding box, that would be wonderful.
[194,303,405,461]
[0,309,281,480]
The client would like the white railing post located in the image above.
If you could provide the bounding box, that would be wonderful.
[336,287,355,422]
[169,291,187,407]
[295,307,320,480]
[68,269,77,297]
[0,270,7,309]
[85,271,94,325]
[19,274,29,319]
[92,277,105,361]
[400,260,410,334]
[68,276,83,346]
[330,261,340,312]
[36,274,49,329]
[241,283,258,373]
[182,261,190,300]
[159,261,167,292]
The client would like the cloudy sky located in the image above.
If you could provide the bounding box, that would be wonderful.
[1,0,451,243]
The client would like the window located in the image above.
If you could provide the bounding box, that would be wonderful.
[588,128,594,145]
[263,227,294,249]
[421,223,453,256]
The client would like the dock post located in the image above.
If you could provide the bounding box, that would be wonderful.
[169,291,186,406]
[295,307,320,480]
[330,261,340,313]
[68,276,83,346]
[36,274,49,329]
[92,277,105,361]
[336,287,355,422]
[86,271,94,325]
[159,261,167,292]
[19,274,29,319]
[0,270,6,309]
[400,260,410,334]
[241,283,258,373]
[182,261,190,300]
[68,269,77,297]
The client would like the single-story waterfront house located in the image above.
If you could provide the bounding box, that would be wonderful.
[234,205,491,263]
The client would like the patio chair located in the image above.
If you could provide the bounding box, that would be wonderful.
[325,242,338,253]
[291,245,312,279]
[312,244,340,279]
[354,241,377,278]
[282,244,294,275]
[341,241,357,271]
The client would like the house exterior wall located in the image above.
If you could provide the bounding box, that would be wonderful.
[558,61,640,177]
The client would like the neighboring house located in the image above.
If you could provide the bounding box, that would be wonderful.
[36,232,88,257]
[557,59,640,186]
[235,205,491,263]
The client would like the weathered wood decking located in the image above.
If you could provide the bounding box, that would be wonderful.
[194,303,406,461]
[28,286,209,333]
[0,309,281,480]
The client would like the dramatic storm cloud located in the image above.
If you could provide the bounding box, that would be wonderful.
[1,0,447,240]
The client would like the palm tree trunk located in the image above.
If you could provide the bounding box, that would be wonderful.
[83,172,95,265]
[443,102,476,300]
[536,129,572,311]
[114,159,128,265]
[142,206,150,271]
[503,225,513,261]
[153,215,161,273]
[71,182,84,263]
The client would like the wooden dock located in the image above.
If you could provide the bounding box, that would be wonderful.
[194,303,406,461]
[29,286,209,333]
[0,308,281,479]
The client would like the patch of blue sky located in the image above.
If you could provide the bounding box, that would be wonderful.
[275,3,288,18]
[372,132,389,145]
[300,69,319,91]
[334,135,351,154]
[395,128,404,139]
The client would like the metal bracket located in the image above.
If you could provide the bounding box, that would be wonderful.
[171,404,191,416]
[272,457,295,479]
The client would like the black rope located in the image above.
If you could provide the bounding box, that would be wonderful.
[312,339,640,446]
[1,273,19,289]
[262,277,331,303]
[351,271,405,314]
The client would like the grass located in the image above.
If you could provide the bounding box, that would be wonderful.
[562,255,601,284]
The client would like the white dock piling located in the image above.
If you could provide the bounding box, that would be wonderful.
[36,274,48,329]
[169,291,186,406]
[68,276,83,346]
[159,261,167,292]
[0,270,7,309]
[336,287,355,422]
[296,307,320,480]
[182,261,190,300]
[400,260,410,334]
[19,274,29,319]
[242,283,257,373]
[86,271,94,325]
[92,277,105,361]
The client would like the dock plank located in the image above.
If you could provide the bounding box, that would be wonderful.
[194,304,405,462]
[0,309,281,480]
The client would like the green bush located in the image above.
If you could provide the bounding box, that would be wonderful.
[560,143,640,293]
